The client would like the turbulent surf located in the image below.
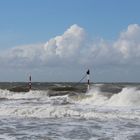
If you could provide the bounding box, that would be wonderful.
[0,82,140,139]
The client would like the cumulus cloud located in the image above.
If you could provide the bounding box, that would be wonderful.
[1,24,140,70]
[114,24,140,65]
[0,24,90,68]
[43,24,88,66]
[0,44,45,68]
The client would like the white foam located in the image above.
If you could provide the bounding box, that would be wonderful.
[77,87,140,107]
[108,87,140,106]
[0,89,48,99]
[0,105,140,120]
[0,135,16,140]
[0,87,140,120]
[74,87,108,106]
[50,95,70,105]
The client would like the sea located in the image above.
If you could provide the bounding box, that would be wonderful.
[0,82,140,140]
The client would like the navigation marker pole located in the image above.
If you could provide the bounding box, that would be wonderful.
[87,69,90,92]
[29,75,32,90]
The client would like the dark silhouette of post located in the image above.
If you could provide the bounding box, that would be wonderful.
[87,69,90,91]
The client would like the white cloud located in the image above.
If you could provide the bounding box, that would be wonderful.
[1,23,140,71]
[0,44,44,68]
[114,24,140,61]
[43,24,88,66]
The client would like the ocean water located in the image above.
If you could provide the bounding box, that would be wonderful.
[0,83,140,140]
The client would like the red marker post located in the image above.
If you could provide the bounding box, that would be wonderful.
[29,75,32,90]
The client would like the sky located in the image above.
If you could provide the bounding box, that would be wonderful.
[0,0,140,82]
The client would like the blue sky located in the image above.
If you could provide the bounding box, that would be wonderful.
[0,0,140,82]
[0,0,139,47]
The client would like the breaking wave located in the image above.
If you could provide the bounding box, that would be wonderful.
[77,86,140,106]
[0,89,48,99]
[1,86,140,107]
[0,85,140,119]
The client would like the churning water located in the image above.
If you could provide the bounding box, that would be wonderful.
[0,83,140,140]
